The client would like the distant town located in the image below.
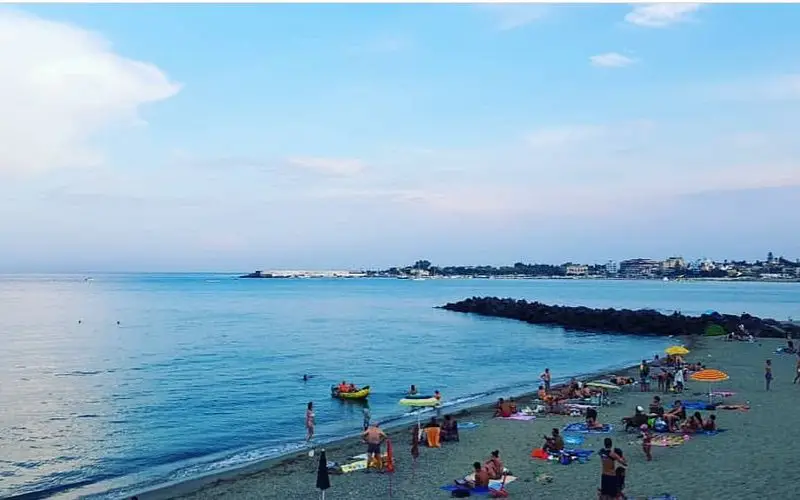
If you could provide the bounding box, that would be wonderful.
[241,252,800,281]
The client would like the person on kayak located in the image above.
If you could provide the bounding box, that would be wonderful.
[409,384,418,395]
[338,381,349,393]
[348,383,358,392]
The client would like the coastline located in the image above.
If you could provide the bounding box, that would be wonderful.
[130,340,692,500]
[141,333,799,500]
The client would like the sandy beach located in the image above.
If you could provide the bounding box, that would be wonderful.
[137,336,799,500]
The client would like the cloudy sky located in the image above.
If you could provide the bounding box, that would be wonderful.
[1,4,798,272]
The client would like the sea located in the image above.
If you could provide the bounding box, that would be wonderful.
[1,274,797,499]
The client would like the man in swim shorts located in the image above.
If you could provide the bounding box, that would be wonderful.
[362,422,387,465]
[598,437,626,500]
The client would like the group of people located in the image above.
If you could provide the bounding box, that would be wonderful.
[465,450,505,489]
[336,381,359,393]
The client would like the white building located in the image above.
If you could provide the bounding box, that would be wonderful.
[605,261,619,275]
[565,265,588,276]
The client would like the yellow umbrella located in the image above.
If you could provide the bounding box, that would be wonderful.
[665,346,690,356]
[690,369,729,400]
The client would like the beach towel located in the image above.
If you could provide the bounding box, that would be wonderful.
[499,413,536,421]
[458,422,480,430]
[682,401,716,410]
[710,391,735,397]
[563,422,613,433]
[425,426,441,447]
[440,477,517,495]
[651,435,690,447]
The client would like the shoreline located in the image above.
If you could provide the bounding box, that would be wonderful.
[130,340,691,500]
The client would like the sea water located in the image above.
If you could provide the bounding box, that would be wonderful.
[0,275,796,498]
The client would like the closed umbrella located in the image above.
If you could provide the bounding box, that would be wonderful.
[316,448,330,500]
[386,438,395,498]
[690,369,729,401]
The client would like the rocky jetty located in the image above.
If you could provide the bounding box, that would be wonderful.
[438,297,800,339]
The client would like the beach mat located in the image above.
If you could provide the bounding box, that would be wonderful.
[563,422,613,433]
[499,413,536,421]
[458,422,480,430]
[440,476,517,494]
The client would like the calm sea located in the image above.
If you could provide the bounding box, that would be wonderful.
[1,275,797,498]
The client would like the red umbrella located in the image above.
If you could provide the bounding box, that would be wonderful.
[386,438,395,498]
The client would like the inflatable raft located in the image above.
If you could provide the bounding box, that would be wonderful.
[399,395,439,407]
[331,385,371,400]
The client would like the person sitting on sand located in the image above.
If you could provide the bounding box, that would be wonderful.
[680,411,703,433]
[537,385,547,400]
[702,414,717,431]
[494,398,510,417]
[508,397,518,413]
[622,406,649,432]
[484,450,504,480]
[467,461,489,489]
[663,400,686,432]
[649,396,664,415]
[362,422,387,466]
[586,407,604,429]
[442,415,459,442]
[542,428,564,453]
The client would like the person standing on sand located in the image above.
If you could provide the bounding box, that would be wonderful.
[362,422,387,467]
[541,368,552,393]
[765,359,773,391]
[305,402,315,442]
[639,360,650,392]
[793,353,800,384]
[598,437,626,500]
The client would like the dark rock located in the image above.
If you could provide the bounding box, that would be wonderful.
[437,297,800,339]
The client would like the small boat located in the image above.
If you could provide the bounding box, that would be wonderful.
[403,393,433,399]
[399,396,440,407]
[331,385,371,400]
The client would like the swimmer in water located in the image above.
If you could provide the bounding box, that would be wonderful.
[303,374,308,382]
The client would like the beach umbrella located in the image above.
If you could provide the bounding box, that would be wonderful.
[665,346,690,356]
[316,448,330,500]
[386,438,395,498]
[690,369,730,401]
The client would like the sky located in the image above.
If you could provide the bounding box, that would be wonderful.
[1,3,799,272]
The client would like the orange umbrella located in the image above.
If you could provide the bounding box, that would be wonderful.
[690,369,729,400]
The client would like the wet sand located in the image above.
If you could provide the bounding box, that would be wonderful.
[138,337,798,500]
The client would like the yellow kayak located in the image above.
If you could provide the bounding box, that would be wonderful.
[332,385,371,400]
[399,396,440,407]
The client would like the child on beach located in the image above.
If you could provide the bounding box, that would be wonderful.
[765,359,773,391]
[640,424,652,461]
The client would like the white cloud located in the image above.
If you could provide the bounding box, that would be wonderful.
[0,9,180,175]
[625,4,701,28]
[590,52,637,68]
[286,157,366,176]
[478,4,548,31]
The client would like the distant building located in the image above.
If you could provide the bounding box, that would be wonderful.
[619,259,661,278]
[605,261,619,275]
[565,265,588,276]
[661,257,686,273]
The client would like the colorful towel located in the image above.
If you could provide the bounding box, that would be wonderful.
[710,391,735,397]
[458,422,480,430]
[563,422,613,433]
[499,413,536,421]
[651,435,690,447]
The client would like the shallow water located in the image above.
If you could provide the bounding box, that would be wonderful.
[0,275,796,498]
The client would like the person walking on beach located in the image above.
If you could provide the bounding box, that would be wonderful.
[362,406,371,431]
[541,368,552,394]
[765,359,773,391]
[305,401,315,442]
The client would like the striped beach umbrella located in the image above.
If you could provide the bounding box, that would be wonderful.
[690,369,730,401]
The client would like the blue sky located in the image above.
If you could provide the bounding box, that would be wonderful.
[1,3,799,272]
